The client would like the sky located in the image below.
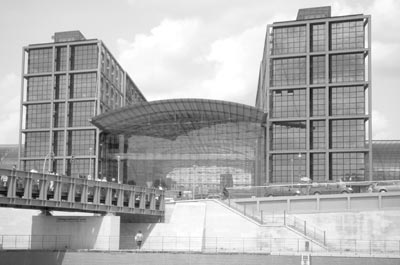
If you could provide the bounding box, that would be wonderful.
[0,0,399,144]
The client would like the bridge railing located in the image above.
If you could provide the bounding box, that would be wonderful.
[0,168,164,216]
[0,234,399,256]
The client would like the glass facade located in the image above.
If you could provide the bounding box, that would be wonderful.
[91,99,266,189]
[20,32,145,179]
[372,141,400,180]
[257,10,371,183]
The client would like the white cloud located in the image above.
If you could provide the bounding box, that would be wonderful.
[118,18,208,100]
[0,73,20,144]
[117,18,265,105]
[199,25,265,104]
[372,110,391,140]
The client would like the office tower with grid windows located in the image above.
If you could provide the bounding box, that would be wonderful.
[256,7,372,183]
[18,31,145,180]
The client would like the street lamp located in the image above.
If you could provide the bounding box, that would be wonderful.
[291,153,302,188]
[88,147,93,179]
[42,151,55,174]
[117,155,121,184]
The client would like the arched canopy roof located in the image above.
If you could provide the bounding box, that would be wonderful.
[91,98,266,140]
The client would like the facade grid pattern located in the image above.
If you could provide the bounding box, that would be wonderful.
[20,33,145,178]
[256,9,371,183]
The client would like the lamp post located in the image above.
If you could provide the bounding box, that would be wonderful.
[291,153,302,188]
[42,151,55,175]
[192,165,197,200]
[117,155,121,184]
[88,147,93,179]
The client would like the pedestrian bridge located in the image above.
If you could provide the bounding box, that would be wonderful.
[0,168,164,221]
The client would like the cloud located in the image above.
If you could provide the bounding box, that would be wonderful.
[199,25,265,104]
[0,73,20,144]
[118,18,211,100]
[117,17,265,106]
[372,110,391,140]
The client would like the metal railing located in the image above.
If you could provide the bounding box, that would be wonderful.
[0,235,399,256]
[220,199,325,245]
[284,212,326,246]
[0,168,164,217]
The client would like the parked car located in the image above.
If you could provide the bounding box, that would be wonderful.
[368,181,400,193]
[264,185,302,197]
[307,182,353,195]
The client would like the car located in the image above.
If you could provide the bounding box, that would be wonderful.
[307,182,353,195]
[264,185,302,197]
[368,181,400,193]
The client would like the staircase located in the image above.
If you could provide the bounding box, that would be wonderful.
[219,199,328,248]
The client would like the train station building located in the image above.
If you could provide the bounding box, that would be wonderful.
[11,6,398,192]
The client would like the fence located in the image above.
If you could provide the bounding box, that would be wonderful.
[1,235,399,256]
[220,199,325,246]
[284,213,326,246]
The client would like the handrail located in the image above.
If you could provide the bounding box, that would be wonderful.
[0,168,164,217]
[0,234,399,256]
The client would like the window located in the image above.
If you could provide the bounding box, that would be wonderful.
[330,20,364,51]
[330,86,365,115]
[272,26,306,55]
[330,119,365,148]
[70,44,98,70]
[271,57,306,86]
[310,56,325,84]
[272,89,306,118]
[330,53,364,83]
[311,23,325,52]
[311,88,325,116]
[272,121,306,150]
[28,48,52,73]
[27,76,52,101]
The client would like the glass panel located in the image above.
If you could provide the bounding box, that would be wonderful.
[311,23,325,52]
[311,120,325,149]
[330,53,365,83]
[53,131,64,156]
[310,56,325,84]
[330,86,365,116]
[24,132,49,157]
[28,48,52,74]
[311,153,325,182]
[272,26,306,55]
[271,121,306,150]
[26,104,51,129]
[27,76,52,101]
[70,73,97,99]
[271,154,305,184]
[331,152,364,181]
[271,57,306,86]
[70,44,98,70]
[55,46,67,71]
[330,20,364,51]
[330,119,365,148]
[53,103,65,128]
[271,89,306,118]
[54,75,67,99]
[311,87,325,116]
[102,121,263,190]
[68,101,95,127]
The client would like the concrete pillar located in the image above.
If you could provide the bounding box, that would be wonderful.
[31,215,120,250]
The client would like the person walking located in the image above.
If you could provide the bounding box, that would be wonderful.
[134,230,143,250]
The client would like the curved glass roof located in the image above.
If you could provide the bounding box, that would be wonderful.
[91,99,266,139]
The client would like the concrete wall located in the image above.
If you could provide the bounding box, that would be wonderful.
[204,200,324,252]
[235,192,400,214]
[295,210,400,241]
[31,216,120,250]
[0,251,399,265]
[140,201,206,251]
